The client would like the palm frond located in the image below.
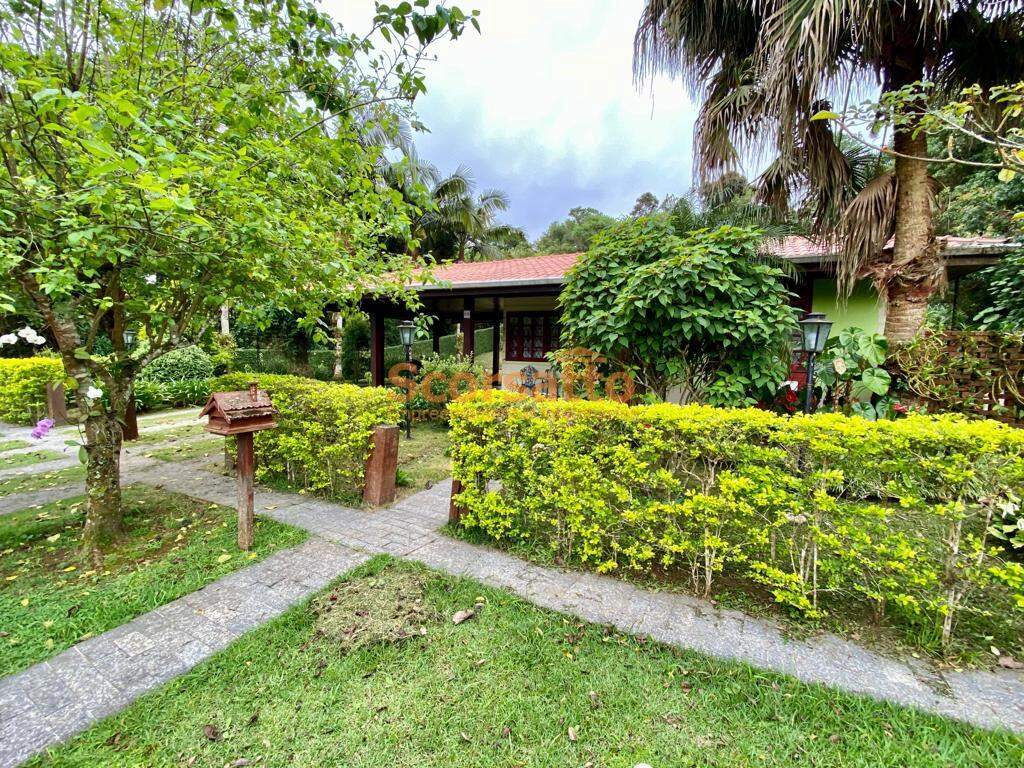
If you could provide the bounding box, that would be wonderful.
[835,170,898,297]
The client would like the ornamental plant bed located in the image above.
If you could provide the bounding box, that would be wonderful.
[447,391,1024,661]
[26,558,1024,767]
[0,486,306,675]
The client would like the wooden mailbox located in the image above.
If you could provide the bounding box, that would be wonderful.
[200,382,278,550]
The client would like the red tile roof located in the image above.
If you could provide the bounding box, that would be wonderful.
[414,235,1012,289]
[415,252,581,287]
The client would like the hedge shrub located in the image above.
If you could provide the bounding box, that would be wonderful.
[448,391,1024,650]
[0,357,67,424]
[211,374,401,500]
[140,345,215,383]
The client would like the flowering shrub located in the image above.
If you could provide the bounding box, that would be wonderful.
[212,373,401,500]
[449,391,1024,650]
[0,357,66,424]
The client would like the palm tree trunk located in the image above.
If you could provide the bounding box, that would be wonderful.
[884,128,939,342]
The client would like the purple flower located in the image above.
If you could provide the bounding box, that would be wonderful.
[31,418,54,440]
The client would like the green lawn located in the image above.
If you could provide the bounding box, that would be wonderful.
[30,558,1023,767]
[0,486,306,675]
[0,438,31,452]
[395,420,451,502]
[0,448,64,470]
[0,465,86,497]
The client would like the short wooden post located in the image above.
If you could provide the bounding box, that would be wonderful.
[46,382,68,425]
[236,432,255,550]
[448,478,464,525]
[363,425,399,506]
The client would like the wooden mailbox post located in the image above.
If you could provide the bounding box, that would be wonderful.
[200,382,278,550]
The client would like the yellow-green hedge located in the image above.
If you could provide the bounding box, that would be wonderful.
[449,390,1024,648]
[211,374,401,501]
[0,357,67,425]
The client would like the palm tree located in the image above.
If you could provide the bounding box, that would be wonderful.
[381,159,522,261]
[635,0,1024,340]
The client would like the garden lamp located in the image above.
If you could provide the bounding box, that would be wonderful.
[398,320,416,439]
[122,327,136,350]
[798,312,833,414]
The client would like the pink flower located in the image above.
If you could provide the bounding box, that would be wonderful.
[30,418,54,439]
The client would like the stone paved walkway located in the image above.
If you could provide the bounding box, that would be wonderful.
[2,453,1023,766]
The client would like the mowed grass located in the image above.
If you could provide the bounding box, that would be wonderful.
[0,448,64,470]
[0,486,307,675]
[0,465,85,497]
[0,438,31,452]
[30,558,1024,768]
[394,420,451,502]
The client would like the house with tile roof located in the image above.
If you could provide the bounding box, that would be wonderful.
[360,235,1015,387]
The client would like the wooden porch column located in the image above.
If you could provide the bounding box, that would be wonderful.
[432,317,442,354]
[491,297,501,381]
[370,309,386,386]
[461,297,475,357]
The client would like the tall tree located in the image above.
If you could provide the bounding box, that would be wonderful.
[0,0,476,555]
[535,206,618,254]
[385,161,522,261]
[635,0,1024,340]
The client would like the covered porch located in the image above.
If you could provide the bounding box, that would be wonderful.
[360,254,574,387]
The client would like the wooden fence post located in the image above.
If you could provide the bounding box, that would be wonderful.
[363,425,399,506]
[236,432,255,550]
[448,478,464,525]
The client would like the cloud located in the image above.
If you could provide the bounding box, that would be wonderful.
[327,0,700,238]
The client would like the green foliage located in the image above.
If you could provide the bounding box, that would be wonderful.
[341,315,371,382]
[409,353,485,417]
[560,220,797,406]
[976,249,1024,330]
[0,357,67,424]
[211,374,401,501]
[814,328,898,420]
[139,346,214,384]
[534,207,617,254]
[449,391,1024,653]
[205,333,237,376]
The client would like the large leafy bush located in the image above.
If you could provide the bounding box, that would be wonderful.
[0,357,67,424]
[560,220,797,406]
[139,346,214,383]
[449,391,1024,652]
[211,374,401,501]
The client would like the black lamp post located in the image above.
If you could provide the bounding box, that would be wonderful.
[398,320,416,439]
[798,312,833,414]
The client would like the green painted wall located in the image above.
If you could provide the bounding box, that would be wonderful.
[812,279,883,334]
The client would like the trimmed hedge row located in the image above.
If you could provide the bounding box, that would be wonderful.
[0,357,67,424]
[448,391,1024,649]
[212,373,401,501]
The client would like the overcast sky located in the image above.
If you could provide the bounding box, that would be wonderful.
[326,1,700,239]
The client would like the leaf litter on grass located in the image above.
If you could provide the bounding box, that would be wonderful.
[311,570,441,651]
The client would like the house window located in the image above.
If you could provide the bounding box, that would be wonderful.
[505,312,560,362]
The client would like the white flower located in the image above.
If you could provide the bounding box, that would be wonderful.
[145,274,157,285]
[780,380,799,391]
[85,386,103,400]
[29,335,46,346]
[832,357,848,375]
[0,333,16,346]
[17,326,36,339]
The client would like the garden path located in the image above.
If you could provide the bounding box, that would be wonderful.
[1,453,1023,766]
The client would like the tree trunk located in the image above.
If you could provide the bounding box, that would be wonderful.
[332,312,344,381]
[81,406,125,557]
[884,127,939,342]
[220,304,231,336]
